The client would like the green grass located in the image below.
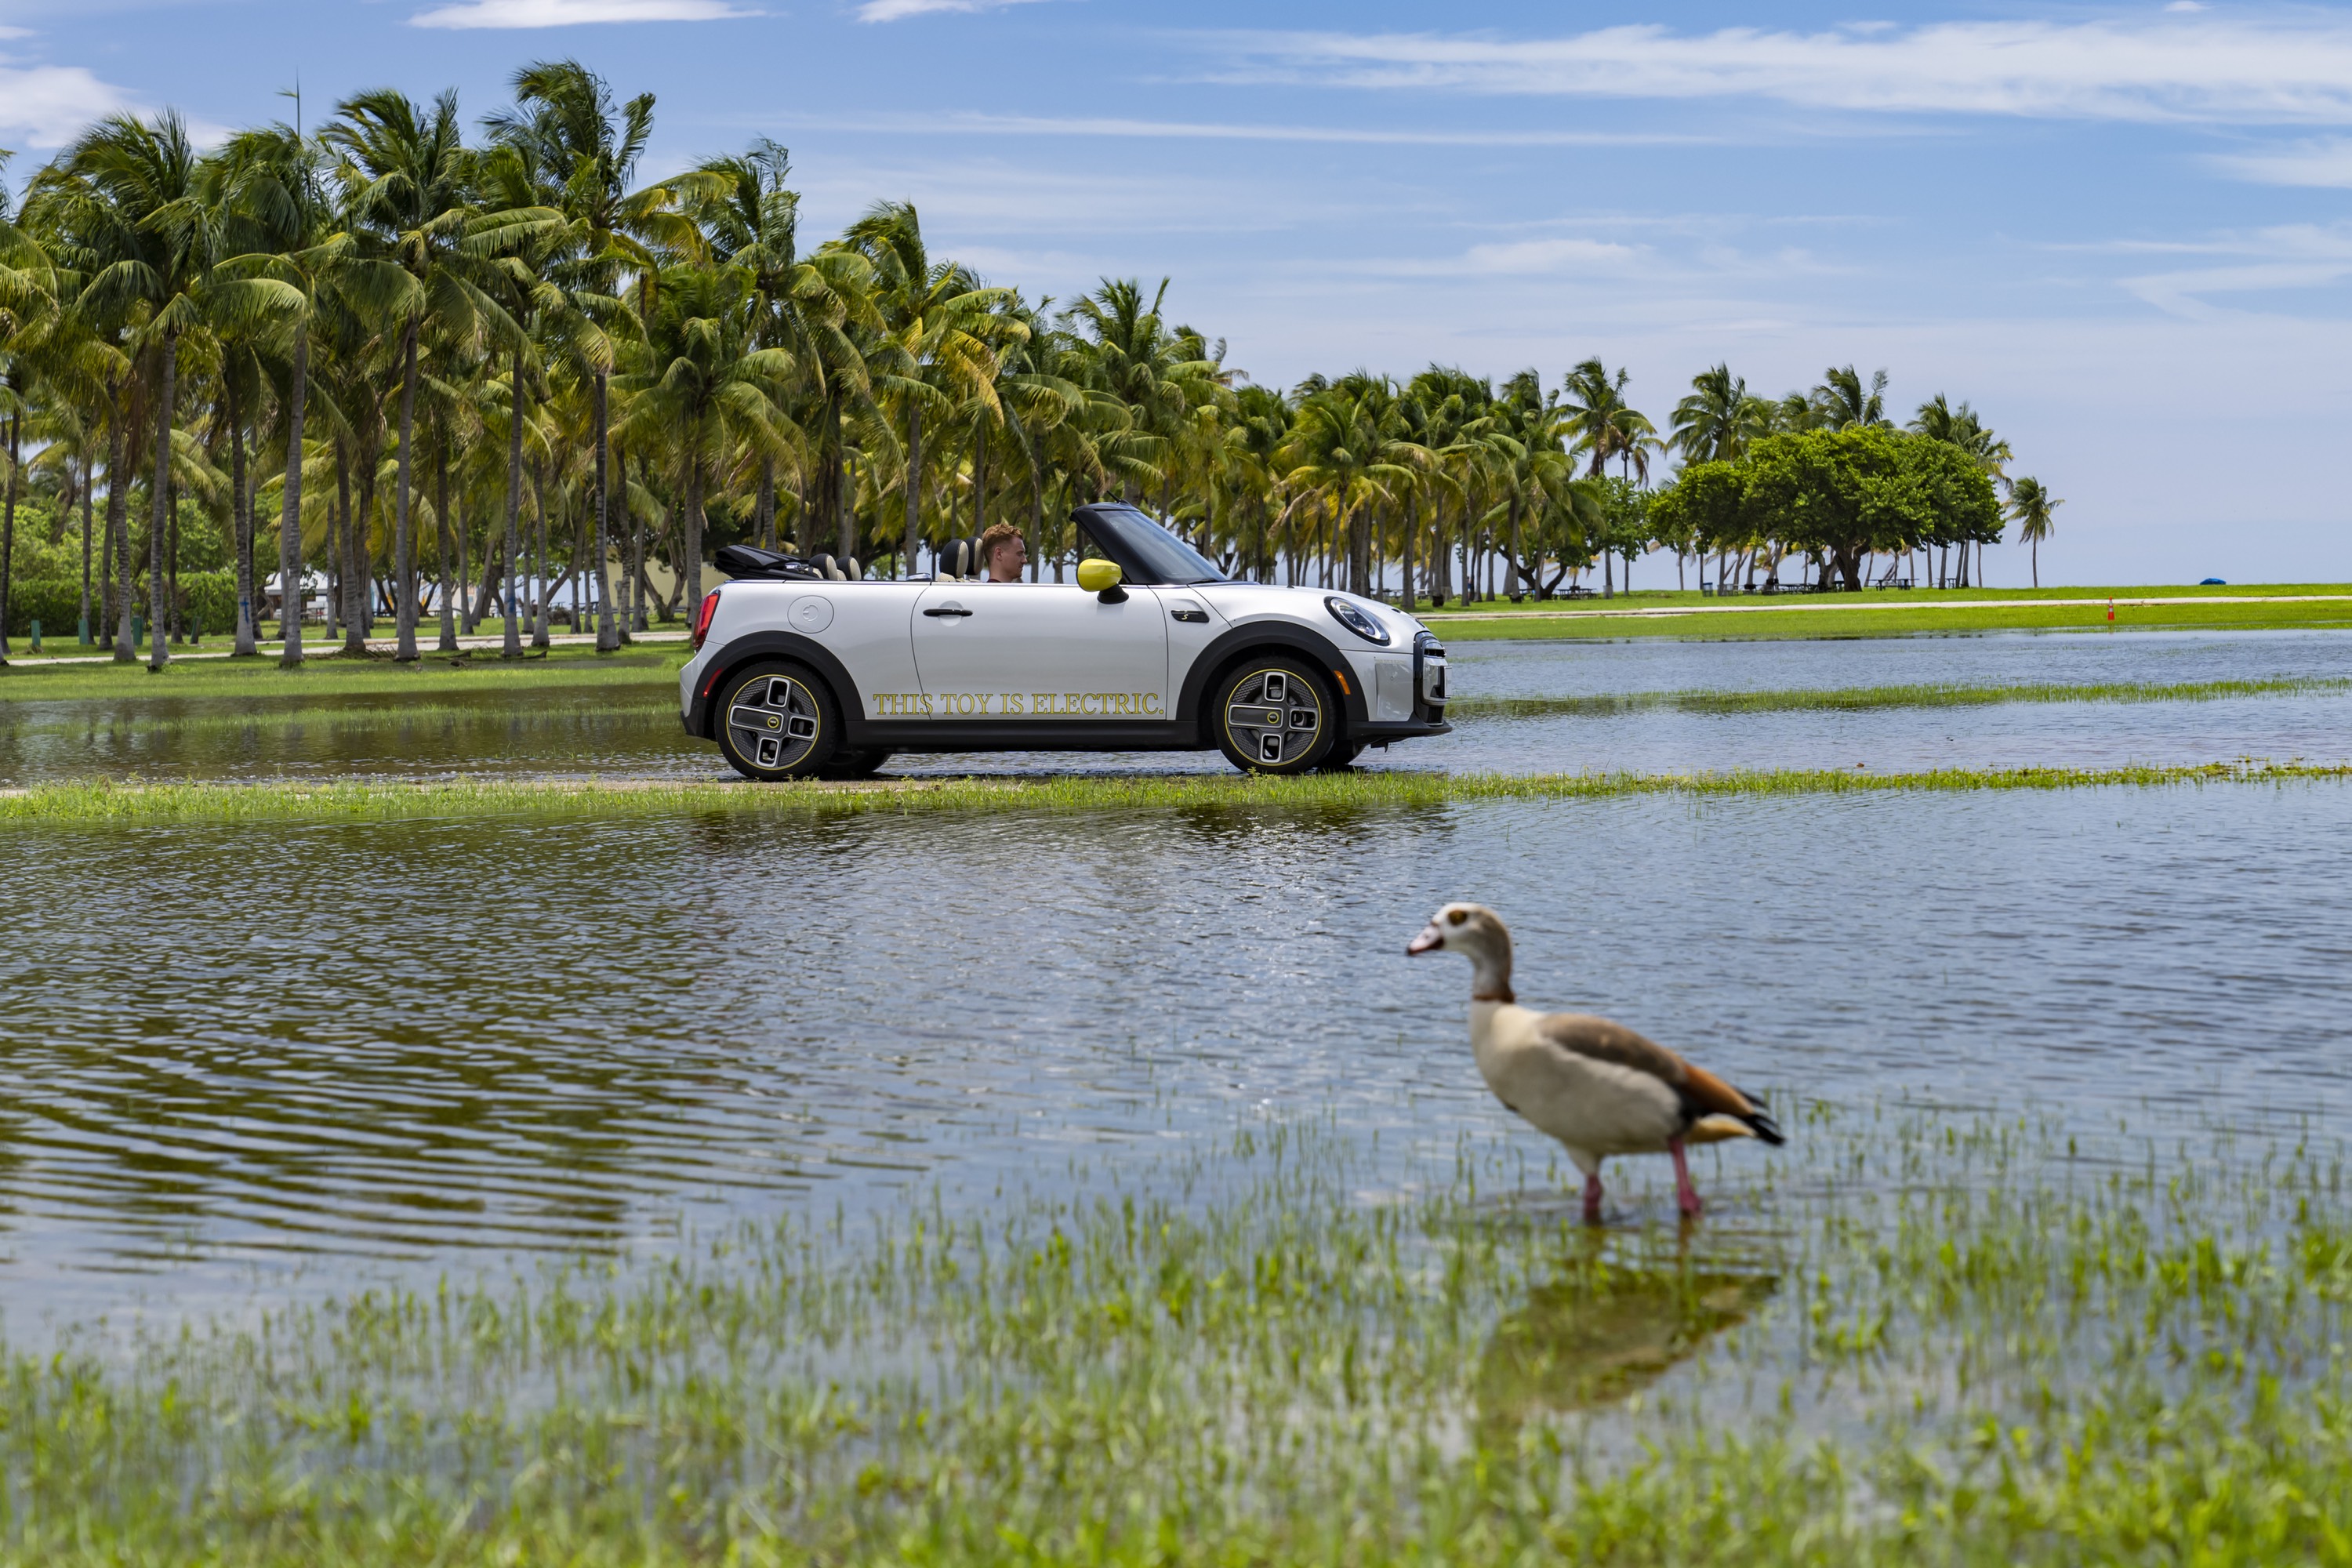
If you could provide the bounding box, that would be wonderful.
[1435,598,2352,641]
[1449,676,2352,720]
[3,759,2347,827]
[6,1105,2347,1566]
[0,642,688,703]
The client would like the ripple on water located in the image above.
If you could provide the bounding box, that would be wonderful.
[2,776,2348,1314]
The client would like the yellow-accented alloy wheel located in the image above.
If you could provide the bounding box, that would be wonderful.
[1214,656,1338,775]
[716,661,841,780]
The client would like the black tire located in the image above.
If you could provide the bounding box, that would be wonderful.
[1316,741,1368,773]
[818,748,893,779]
[713,660,844,781]
[1211,655,1341,775]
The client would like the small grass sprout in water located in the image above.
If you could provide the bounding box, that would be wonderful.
[4,1106,2348,1565]
[2,758,2349,829]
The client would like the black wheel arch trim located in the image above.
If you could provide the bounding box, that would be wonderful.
[1177,622,1370,739]
[691,631,867,742]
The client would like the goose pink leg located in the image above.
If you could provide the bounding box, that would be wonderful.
[1581,1172,1605,1224]
[1668,1136,1703,1218]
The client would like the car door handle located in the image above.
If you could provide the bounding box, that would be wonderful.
[923,605,973,618]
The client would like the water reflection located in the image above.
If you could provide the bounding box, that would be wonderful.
[4,630,2350,786]
[1474,1235,1777,1440]
[3,777,2349,1318]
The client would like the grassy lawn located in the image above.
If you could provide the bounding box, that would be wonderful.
[3,760,2345,826]
[7,1105,2346,1566]
[1418,582,2352,639]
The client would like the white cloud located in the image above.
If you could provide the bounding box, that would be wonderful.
[2118,223,2352,315]
[856,0,1049,22]
[0,57,142,148]
[764,109,1702,146]
[2209,136,2352,186]
[410,0,752,28]
[1198,17,2352,123]
[1459,237,1641,274]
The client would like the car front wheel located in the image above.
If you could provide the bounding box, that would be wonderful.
[715,660,844,781]
[1212,655,1340,775]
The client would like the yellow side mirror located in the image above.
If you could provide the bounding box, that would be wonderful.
[1076,558,1123,594]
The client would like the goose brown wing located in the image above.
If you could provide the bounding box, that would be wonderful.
[1528,1012,1784,1145]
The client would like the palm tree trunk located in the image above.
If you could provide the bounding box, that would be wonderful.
[343,449,368,655]
[323,457,339,647]
[277,328,308,666]
[1027,461,1043,583]
[591,369,618,650]
[501,347,524,660]
[757,456,775,553]
[632,453,650,631]
[228,376,256,656]
[2032,539,2039,590]
[78,452,94,645]
[684,452,706,611]
[902,401,923,577]
[391,317,421,659]
[531,456,550,649]
[108,379,132,660]
[147,328,179,671]
[0,409,18,664]
[1401,495,1417,611]
[436,434,458,653]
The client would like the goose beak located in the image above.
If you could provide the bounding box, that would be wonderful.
[1406,922,1445,956]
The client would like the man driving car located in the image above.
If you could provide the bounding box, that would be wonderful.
[979,521,1027,583]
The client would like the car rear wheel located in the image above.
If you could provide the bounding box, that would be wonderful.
[715,660,843,781]
[1212,655,1339,775]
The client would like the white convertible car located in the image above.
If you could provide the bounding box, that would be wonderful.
[680,503,1450,779]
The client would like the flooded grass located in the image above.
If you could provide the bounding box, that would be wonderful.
[5,1106,2346,1565]
[2,758,2347,826]
[1433,595,2352,641]
[1448,675,2352,720]
[0,644,689,704]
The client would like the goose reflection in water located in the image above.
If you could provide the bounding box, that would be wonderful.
[1474,1240,1777,1439]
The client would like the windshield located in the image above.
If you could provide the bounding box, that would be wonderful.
[1080,505,1227,585]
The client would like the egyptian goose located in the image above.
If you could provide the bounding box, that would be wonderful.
[1407,902,1783,1221]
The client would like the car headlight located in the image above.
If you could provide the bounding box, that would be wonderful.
[1324,596,1392,646]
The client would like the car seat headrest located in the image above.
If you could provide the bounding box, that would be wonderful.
[808,553,859,582]
[936,538,982,581]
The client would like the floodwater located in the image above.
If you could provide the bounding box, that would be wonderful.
[2,627,2349,786]
[3,628,2350,1319]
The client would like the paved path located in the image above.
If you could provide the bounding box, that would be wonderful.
[1418,593,2352,624]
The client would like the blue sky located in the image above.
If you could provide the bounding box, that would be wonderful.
[4,2,2350,585]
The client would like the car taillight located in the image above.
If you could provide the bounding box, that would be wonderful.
[691,590,720,650]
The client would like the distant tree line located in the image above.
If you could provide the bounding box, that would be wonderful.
[0,60,2067,662]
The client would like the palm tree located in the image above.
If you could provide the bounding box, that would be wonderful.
[839,201,1011,575]
[1669,364,1769,465]
[612,263,793,608]
[38,111,218,670]
[2006,476,2060,588]
[485,60,707,651]
[1813,365,1889,430]
[1558,358,1653,595]
[325,87,504,662]
[209,122,359,666]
